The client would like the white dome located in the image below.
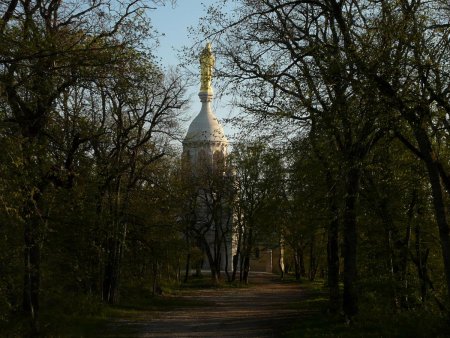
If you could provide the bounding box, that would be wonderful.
[184,95,227,144]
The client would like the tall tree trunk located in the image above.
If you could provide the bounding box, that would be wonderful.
[299,246,306,277]
[414,127,450,301]
[386,228,399,308]
[400,190,416,308]
[21,141,47,336]
[102,174,129,304]
[239,254,244,282]
[184,233,191,283]
[223,236,230,282]
[23,212,41,336]
[378,197,401,309]
[343,165,361,319]
[309,234,316,281]
[243,255,250,284]
[243,228,253,284]
[232,221,243,282]
[414,221,433,303]
[294,246,303,281]
[184,252,191,283]
[21,171,46,337]
[152,259,159,296]
[102,237,122,304]
[327,170,340,313]
[214,222,221,279]
[202,237,219,284]
[279,238,285,279]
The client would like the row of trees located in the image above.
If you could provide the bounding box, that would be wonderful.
[2,0,450,335]
[192,0,450,322]
[0,1,292,335]
[0,0,189,335]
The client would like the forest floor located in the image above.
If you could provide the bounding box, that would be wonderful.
[101,272,322,338]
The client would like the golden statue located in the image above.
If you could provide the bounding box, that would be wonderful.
[200,42,215,92]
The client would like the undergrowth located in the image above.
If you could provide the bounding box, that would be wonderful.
[285,279,450,338]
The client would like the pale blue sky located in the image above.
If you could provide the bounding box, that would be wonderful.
[150,1,237,140]
[151,1,214,68]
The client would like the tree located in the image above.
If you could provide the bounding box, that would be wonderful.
[87,55,187,304]
[194,0,386,318]
[0,0,183,333]
[230,142,284,284]
[286,136,340,310]
[318,0,450,306]
[180,147,234,284]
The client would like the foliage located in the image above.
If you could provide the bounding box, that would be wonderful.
[186,0,450,329]
[0,1,188,335]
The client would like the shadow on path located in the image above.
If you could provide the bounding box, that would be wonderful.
[106,272,316,338]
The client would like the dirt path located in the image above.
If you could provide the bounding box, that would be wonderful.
[107,272,315,337]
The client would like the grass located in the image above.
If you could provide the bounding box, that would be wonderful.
[37,274,250,337]
[284,279,450,338]
[8,275,449,337]
[287,310,450,338]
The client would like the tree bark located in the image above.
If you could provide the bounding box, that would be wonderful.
[223,235,230,282]
[184,253,191,283]
[414,127,450,301]
[202,237,220,284]
[23,212,41,336]
[102,237,122,304]
[377,197,401,309]
[400,190,416,308]
[327,171,340,313]
[342,165,361,319]
[294,246,305,281]
[21,161,45,336]
[413,221,433,303]
[309,234,317,281]
[243,228,253,284]
[231,221,242,282]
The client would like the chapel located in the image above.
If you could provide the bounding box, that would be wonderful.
[182,43,233,271]
[182,43,282,275]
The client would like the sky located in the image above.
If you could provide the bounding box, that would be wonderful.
[150,1,235,140]
[151,1,211,68]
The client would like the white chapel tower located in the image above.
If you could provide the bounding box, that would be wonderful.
[182,43,232,274]
[183,42,228,162]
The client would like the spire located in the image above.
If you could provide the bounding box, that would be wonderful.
[183,43,227,145]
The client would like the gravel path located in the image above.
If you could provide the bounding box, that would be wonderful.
[107,272,313,338]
